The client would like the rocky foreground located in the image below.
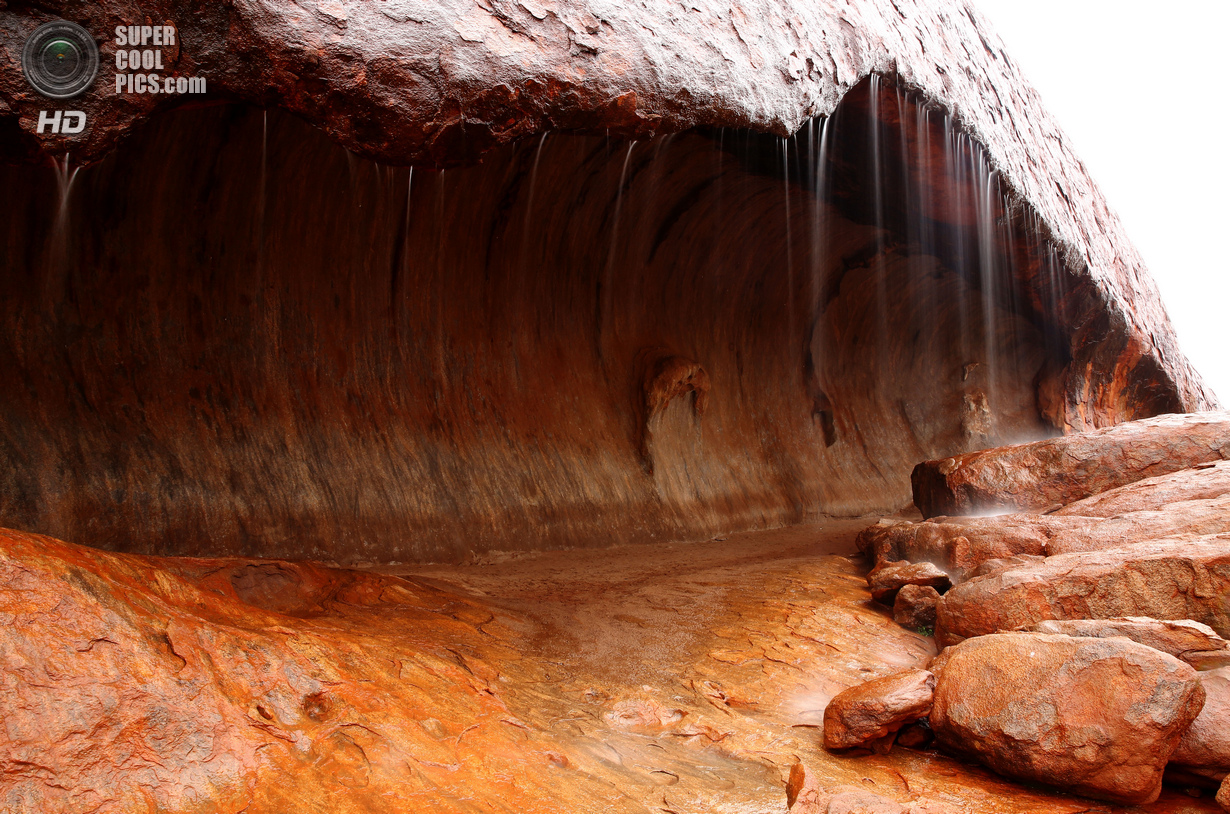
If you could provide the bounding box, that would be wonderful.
[3,413,1229,812]
[829,411,1230,811]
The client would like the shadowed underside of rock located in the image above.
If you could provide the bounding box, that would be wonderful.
[0,0,1218,562]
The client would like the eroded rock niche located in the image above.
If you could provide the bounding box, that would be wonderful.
[0,77,1149,562]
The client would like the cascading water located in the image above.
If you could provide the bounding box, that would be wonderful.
[0,76,1080,563]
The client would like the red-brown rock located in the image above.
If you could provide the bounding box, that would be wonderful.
[1047,496,1230,556]
[912,412,1230,519]
[965,554,1046,580]
[860,496,1230,581]
[1029,618,1230,668]
[1172,668,1230,783]
[935,535,1230,647]
[824,788,905,814]
[0,0,1220,564]
[1055,461,1230,518]
[867,561,950,603]
[893,585,940,631]
[787,762,826,812]
[1219,774,1230,811]
[787,769,906,814]
[929,632,1206,805]
[858,515,1085,580]
[823,669,935,750]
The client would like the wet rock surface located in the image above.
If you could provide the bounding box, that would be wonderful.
[4,519,1218,813]
[1054,461,1230,518]
[859,495,1230,580]
[893,585,940,631]
[1028,618,1230,668]
[867,562,951,603]
[929,632,1206,805]
[935,535,1230,647]
[0,3,1220,563]
[912,412,1230,518]
[822,669,935,750]
[1172,668,1230,784]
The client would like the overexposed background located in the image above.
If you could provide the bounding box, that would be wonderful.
[972,0,1229,404]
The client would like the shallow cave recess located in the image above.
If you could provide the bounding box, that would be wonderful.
[0,76,1165,563]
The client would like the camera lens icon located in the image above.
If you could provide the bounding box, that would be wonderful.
[22,21,99,100]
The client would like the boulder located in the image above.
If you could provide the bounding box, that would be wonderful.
[857,516,1069,579]
[1219,774,1230,811]
[893,585,940,631]
[911,412,1230,519]
[1172,668,1230,783]
[965,554,1046,580]
[823,670,936,750]
[929,632,1206,805]
[1055,461,1230,518]
[860,497,1230,581]
[867,561,951,604]
[1047,495,1230,556]
[787,762,825,812]
[935,535,1230,647]
[1029,618,1230,669]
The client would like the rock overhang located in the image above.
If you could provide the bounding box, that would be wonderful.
[0,0,1220,562]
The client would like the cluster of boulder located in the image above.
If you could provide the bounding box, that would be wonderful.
[812,412,1230,810]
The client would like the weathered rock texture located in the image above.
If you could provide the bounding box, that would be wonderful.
[822,669,934,750]
[893,584,940,630]
[1173,667,1230,784]
[867,561,950,603]
[3,518,1167,814]
[1029,618,1230,669]
[935,535,1230,647]
[1219,775,1230,811]
[913,412,1230,518]
[930,632,1206,805]
[1054,461,1230,518]
[0,0,1218,562]
[860,495,1230,579]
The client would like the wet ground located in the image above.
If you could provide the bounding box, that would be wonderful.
[387,518,1222,813]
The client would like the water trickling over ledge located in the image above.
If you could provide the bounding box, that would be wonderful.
[0,76,1189,563]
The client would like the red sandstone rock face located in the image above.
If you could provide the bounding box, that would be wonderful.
[7,518,1152,814]
[822,669,935,750]
[935,535,1230,647]
[1029,618,1230,669]
[861,494,1230,581]
[0,0,1219,441]
[930,633,1206,805]
[1054,461,1230,518]
[0,1,1220,562]
[1173,668,1230,785]
[912,412,1230,518]
[866,561,950,603]
[893,585,940,631]
[858,514,1082,579]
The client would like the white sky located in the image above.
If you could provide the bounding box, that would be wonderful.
[971,0,1229,406]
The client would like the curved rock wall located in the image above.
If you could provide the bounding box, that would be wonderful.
[1,79,1069,562]
[0,0,1217,561]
